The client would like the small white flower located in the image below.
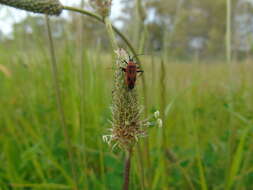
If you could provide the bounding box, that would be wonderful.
[144,121,152,126]
[157,119,163,128]
[102,135,113,144]
[102,135,108,142]
[154,111,160,119]
[112,142,119,150]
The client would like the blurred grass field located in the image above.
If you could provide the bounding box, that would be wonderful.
[1,43,253,190]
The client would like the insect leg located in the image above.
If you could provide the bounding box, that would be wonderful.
[120,60,128,65]
[137,70,144,76]
[121,67,126,72]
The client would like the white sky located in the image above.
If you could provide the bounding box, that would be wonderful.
[0,0,123,35]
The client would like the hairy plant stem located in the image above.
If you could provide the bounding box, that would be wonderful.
[123,148,132,190]
[45,16,78,190]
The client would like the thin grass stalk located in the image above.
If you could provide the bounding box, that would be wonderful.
[226,0,232,63]
[135,1,149,188]
[136,0,146,53]
[45,16,78,190]
[136,143,145,190]
[159,59,168,187]
[104,17,118,50]
[151,56,155,91]
[193,122,208,190]
[160,11,169,105]
[160,59,166,143]
[166,150,195,189]
[76,2,85,134]
[166,0,184,55]
[135,0,147,109]
[123,148,133,190]
[226,109,252,190]
[226,1,236,186]
[76,1,89,188]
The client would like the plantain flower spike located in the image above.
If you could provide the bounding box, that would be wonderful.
[106,48,144,150]
[0,0,63,15]
[89,0,112,18]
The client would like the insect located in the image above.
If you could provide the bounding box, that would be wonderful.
[121,55,144,90]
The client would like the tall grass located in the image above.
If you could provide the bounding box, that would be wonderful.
[226,0,232,63]
[1,1,253,190]
[45,16,79,190]
[1,40,253,189]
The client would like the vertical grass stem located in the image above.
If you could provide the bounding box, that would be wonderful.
[123,148,132,190]
[45,16,78,190]
[226,0,231,63]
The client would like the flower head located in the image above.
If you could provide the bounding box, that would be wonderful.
[0,0,63,15]
[154,111,160,119]
[90,0,112,17]
[104,49,144,150]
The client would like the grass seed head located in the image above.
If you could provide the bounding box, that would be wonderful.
[89,0,112,17]
[0,0,63,15]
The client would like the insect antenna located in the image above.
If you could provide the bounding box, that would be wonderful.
[132,53,145,60]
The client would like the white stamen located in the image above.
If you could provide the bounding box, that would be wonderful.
[154,111,160,119]
[157,119,163,128]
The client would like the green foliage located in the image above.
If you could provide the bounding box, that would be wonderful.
[1,41,253,189]
[1,1,253,189]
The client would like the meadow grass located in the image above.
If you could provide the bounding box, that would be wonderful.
[0,44,253,190]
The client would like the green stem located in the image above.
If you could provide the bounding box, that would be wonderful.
[104,16,118,50]
[123,149,132,190]
[226,0,231,63]
[63,6,141,65]
[45,16,78,190]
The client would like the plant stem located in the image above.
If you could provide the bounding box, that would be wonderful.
[123,149,132,190]
[104,16,118,50]
[134,2,149,188]
[226,0,231,63]
[63,6,140,64]
[137,144,145,190]
[45,15,78,190]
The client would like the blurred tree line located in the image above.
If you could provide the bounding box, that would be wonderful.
[120,0,253,60]
[2,0,253,60]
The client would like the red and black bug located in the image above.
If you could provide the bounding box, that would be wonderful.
[121,56,144,90]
